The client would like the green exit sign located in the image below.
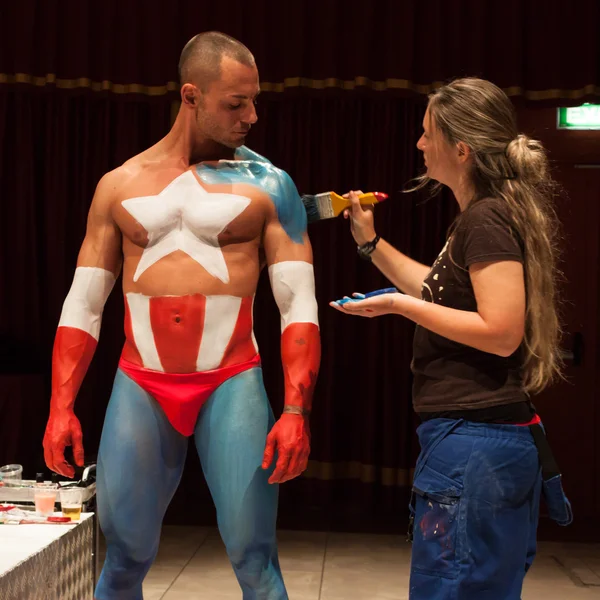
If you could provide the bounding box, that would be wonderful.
[558,104,600,130]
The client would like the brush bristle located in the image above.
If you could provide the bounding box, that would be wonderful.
[301,195,321,223]
[302,192,335,223]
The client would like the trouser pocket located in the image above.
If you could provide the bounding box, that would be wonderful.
[410,464,463,579]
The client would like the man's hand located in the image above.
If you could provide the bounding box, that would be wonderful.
[261,413,310,484]
[43,409,85,478]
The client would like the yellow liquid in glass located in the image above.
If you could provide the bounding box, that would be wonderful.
[62,505,82,521]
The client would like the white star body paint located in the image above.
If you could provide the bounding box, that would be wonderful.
[122,171,251,283]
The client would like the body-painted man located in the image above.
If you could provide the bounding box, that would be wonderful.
[42,32,320,600]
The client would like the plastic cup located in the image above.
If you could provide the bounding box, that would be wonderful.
[60,487,83,521]
[0,464,23,481]
[34,484,58,516]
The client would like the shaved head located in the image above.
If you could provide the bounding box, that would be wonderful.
[177,32,259,151]
[178,31,256,90]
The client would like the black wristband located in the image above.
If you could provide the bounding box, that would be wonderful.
[283,406,311,417]
[357,235,381,261]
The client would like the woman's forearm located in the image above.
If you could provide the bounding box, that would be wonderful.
[370,239,431,298]
[395,295,522,357]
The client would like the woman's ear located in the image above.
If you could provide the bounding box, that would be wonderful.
[457,142,471,162]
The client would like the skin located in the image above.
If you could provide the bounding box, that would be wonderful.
[43,56,316,484]
[331,107,526,358]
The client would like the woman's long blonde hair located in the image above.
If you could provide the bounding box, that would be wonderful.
[413,77,562,394]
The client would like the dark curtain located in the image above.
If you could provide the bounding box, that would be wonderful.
[247,96,458,528]
[2,0,600,102]
[0,85,457,528]
[3,0,591,529]
[0,87,172,477]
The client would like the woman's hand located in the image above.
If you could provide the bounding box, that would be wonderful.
[329,292,407,318]
[344,190,377,246]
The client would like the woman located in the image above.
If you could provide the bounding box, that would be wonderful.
[331,78,571,599]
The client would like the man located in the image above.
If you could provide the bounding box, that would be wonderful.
[43,31,320,599]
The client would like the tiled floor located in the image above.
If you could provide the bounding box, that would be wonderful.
[98,527,600,599]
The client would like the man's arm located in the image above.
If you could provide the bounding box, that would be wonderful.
[260,171,321,484]
[43,170,123,477]
[268,253,320,415]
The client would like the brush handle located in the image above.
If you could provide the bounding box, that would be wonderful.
[337,192,388,206]
[329,191,388,219]
[364,287,398,297]
[335,287,398,304]
[360,192,388,204]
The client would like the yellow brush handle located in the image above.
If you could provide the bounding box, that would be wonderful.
[330,192,383,217]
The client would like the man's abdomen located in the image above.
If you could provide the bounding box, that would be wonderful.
[122,292,258,373]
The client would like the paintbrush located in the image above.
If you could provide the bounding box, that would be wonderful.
[302,191,388,223]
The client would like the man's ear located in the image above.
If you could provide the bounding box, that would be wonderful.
[181,83,198,107]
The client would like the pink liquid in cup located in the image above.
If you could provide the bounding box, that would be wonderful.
[34,491,57,516]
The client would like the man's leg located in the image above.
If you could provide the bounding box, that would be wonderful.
[194,367,287,600]
[95,370,188,600]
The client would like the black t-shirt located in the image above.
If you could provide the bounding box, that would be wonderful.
[412,197,528,413]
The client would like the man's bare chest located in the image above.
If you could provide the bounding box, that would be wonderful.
[113,166,270,249]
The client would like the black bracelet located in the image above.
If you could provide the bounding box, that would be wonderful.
[357,235,381,261]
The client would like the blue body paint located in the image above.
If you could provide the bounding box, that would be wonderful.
[95,367,286,598]
[234,145,272,164]
[196,146,306,244]
[335,287,398,305]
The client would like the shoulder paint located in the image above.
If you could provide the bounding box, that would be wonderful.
[195,149,307,244]
[233,145,272,164]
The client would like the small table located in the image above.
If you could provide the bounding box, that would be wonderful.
[0,513,96,600]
